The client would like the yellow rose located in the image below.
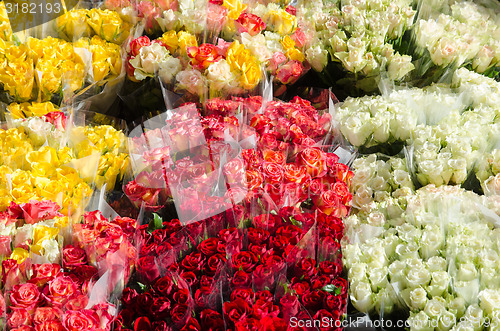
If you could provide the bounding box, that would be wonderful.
[10,170,35,187]
[0,2,12,41]
[177,31,198,56]
[87,9,131,44]
[226,41,262,89]
[11,185,38,204]
[0,188,11,211]
[264,9,296,35]
[54,216,69,229]
[10,247,29,264]
[281,36,305,61]
[36,179,64,206]
[27,146,60,166]
[57,147,75,165]
[240,62,262,90]
[0,44,34,100]
[222,0,247,20]
[158,31,178,53]
[31,225,59,255]
[56,9,93,40]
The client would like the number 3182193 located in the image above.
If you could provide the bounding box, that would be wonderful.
[4,2,62,14]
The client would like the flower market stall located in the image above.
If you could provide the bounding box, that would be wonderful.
[0,0,499,330]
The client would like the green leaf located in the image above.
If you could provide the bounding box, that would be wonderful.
[147,213,163,233]
[137,282,147,291]
[322,284,342,295]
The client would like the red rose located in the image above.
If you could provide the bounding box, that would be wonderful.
[33,307,61,325]
[187,44,221,70]
[195,286,219,309]
[133,316,151,331]
[29,264,61,287]
[204,254,226,276]
[152,320,171,331]
[150,296,172,319]
[124,180,162,211]
[294,257,317,280]
[173,289,191,304]
[296,148,327,177]
[8,308,31,328]
[313,309,339,330]
[250,114,271,132]
[130,36,151,57]
[112,216,137,236]
[330,163,354,185]
[260,316,287,331]
[252,265,274,291]
[230,288,254,306]
[248,244,268,259]
[310,275,332,290]
[152,276,174,297]
[10,327,34,331]
[42,111,66,130]
[325,294,345,314]
[19,200,62,224]
[252,299,280,320]
[270,235,288,253]
[333,181,352,205]
[65,295,89,311]
[283,164,310,184]
[301,290,326,311]
[198,238,222,257]
[232,270,252,289]
[280,294,299,322]
[291,280,310,296]
[62,310,99,331]
[232,251,258,273]
[235,317,260,331]
[10,283,40,311]
[35,320,64,331]
[137,256,160,284]
[258,133,279,151]
[43,275,79,307]
[181,252,205,274]
[70,265,98,285]
[285,5,296,15]
[180,317,201,331]
[200,309,224,331]
[330,277,348,297]
[252,214,280,234]
[180,271,197,287]
[247,227,271,245]
[255,290,273,303]
[319,260,342,278]
[235,13,266,36]
[62,245,87,270]
[276,225,303,245]
[223,298,252,324]
[171,304,190,324]
[261,254,286,274]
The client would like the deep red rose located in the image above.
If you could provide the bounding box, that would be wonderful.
[180,271,197,287]
[230,288,254,306]
[223,298,252,324]
[295,257,317,279]
[248,244,268,259]
[204,254,226,276]
[302,290,326,311]
[120,288,138,306]
[313,309,339,330]
[171,304,190,324]
[134,316,152,331]
[180,317,201,331]
[150,296,171,319]
[181,252,205,273]
[252,265,274,291]
[116,308,135,327]
[232,251,258,273]
[311,275,332,290]
[330,277,348,296]
[153,276,174,296]
[129,36,151,57]
[137,256,160,284]
[260,316,287,331]
[319,260,342,278]
[235,317,260,331]
[235,13,266,36]
[255,290,273,303]
[152,320,171,331]
[325,293,345,314]
[261,254,286,274]
[280,294,300,322]
[198,238,222,257]
[252,214,281,234]
[270,235,288,253]
[195,286,218,309]
[252,299,280,320]
[232,270,252,289]
[136,293,154,315]
[247,227,270,245]
[291,280,310,296]
[276,224,303,245]
[200,309,224,331]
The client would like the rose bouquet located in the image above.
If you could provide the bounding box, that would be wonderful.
[295,0,415,95]
[115,205,348,331]
[343,185,500,330]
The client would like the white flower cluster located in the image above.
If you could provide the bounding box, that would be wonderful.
[13,117,64,148]
[413,0,500,73]
[350,154,414,212]
[343,185,500,330]
[337,84,465,148]
[297,0,416,79]
[129,43,181,82]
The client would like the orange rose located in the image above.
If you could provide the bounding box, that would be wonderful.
[187,44,221,70]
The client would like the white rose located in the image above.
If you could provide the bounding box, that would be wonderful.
[415,20,444,48]
[340,112,373,147]
[364,242,389,268]
[367,211,386,227]
[451,321,475,331]
[388,260,407,283]
[13,224,33,248]
[396,241,420,261]
[457,263,477,282]
[479,288,500,315]
[136,43,170,75]
[454,280,479,305]
[369,175,390,192]
[352,167,376,191]
[426,256,447,272]
[409,287,428,310]
[157,9,179,31]
[420,225,444,259]
[383,234,401,257]
[175,69,206,96]
[393,169,413,188]
[330,33,348,53]
[158,57,182,84]
[479,267,500,289]
[348,262,368,283]
[484,174,500,196]
[306,44,329,72]
[430,37,459,67]
[426,271,450,297]
[387,53,414,80]
[397,223,421,243]
[352,186,374,209]
[368,267,388,291]
[463,304,483,330]
[41,238,61,264]
[406,267,431,289]
[407,311,434,331]
[335,49,367,73]
[343,243,362,268]
[424,297,446,319]
[375,288,395,315]
[206,60,236,92]
[473,45,494,73]
[350,280,375,312]
[437,310,456,331]
[447,296,466,317]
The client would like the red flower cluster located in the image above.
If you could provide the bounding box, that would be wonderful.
[116,206,347,331]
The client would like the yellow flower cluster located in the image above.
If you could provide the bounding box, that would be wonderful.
[56,8,131,44]
[74,36,122,83]
[0,2,12,42]
[158,30,198,56]
[27,37,86,100]
[8,101,58,119]
[281,35,305,62]
[226,41,262,90]
[0,41,34,101]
